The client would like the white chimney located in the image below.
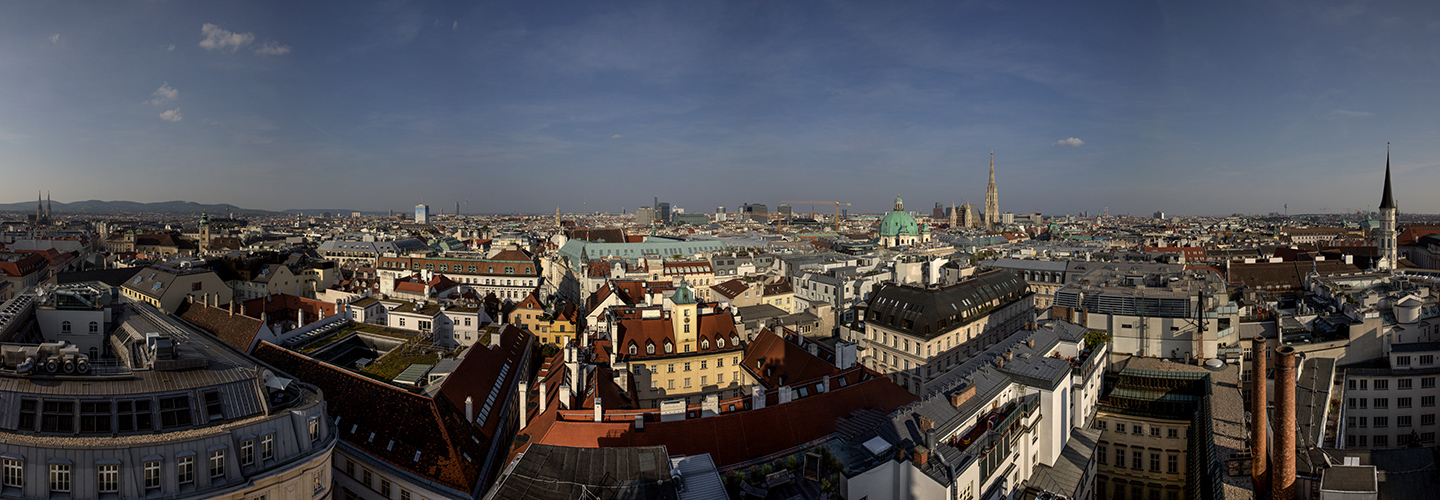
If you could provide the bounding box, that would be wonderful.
[778,386,793,404]
[465,396,474,423]
[594,397,603,422]
[751,387,765,410]
[821,375,830,393]
[558,385,572,410]
[517,382,529,430]
[538,382,548,413]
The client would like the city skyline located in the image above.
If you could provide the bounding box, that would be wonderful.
[2,1,1438,215]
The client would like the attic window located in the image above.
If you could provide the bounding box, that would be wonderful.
[629,344,637,355]
[151,283,162,291]
[646,342,655,355]
[413,451,421,462]
[717,337,725,348]
[701,339,710,350]
[664,342,673,354]
[133,276,143,284]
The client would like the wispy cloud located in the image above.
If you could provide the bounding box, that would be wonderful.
[166,44,175,52]
[1332,109,1373,118]
[255,41,291,56]
[147,83,178,105]
[48,34,59,44]
[159,109,183,122]
[1052,137,1085,147]
[199,23,254,52]
[612,134,623,139]
[452,21,458,31]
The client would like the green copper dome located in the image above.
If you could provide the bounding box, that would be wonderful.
[879,201,920,238]
[671,277,697,305]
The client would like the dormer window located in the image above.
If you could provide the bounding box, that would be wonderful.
[664,341,673,354]
[717,337,725,348]
[629,343,638,355]
[646,342,655,355]
[701,339,710,350]
[732,334,740,346]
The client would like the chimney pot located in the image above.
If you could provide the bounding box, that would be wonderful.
[465,396,474,423]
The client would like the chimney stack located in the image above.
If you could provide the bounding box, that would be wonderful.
[1252,337,1269,495]
[465,396,474,423]
[593,397,602,422]
[518,382,529,430]
[538,382,547,413]
[751,387,765,410]
[1273,346,1298,500]
[558,385,572,410]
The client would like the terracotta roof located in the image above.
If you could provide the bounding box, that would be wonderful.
[251,324,531,495]
[514,292,545,311]
[526,369,917,469]
[177,300,265,352]
[762,278,793,296]
[741,328,842,389]
[1227,260,1361,290]
[240,294,339,326]
[568,228,628,243]
[710,279,749,300]
[615,309,743,361]
[395,281,427,294]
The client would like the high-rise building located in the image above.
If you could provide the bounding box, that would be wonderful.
[933,202,945,219]
[658,202,672,224]
[985,152,999,229]
[777,204,792,216]
[414,204,429,224]
[1377,148,1398,271]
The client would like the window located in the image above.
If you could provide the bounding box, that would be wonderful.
[1150,453,1160,472]
[1133,425,1143,435]
[401,489,412,500]
[1375,416,1388,428]
[1097,420,1108,431]
[241,439,255,467]
[1426,396,1437,407]
[362,469,373,489]
[667,364,675,373]
[684,362,691,372]
[1115,448,1124,468]
[1426,377,1437,389]
[1376,380,1389,390]
[1167,428,1179,439]
[261,434,275,461]
[1115,423,1126,434]
[41,400,75,433]
[98,463,119,493]
[1098,445,1108,464]
[89,321,98,333]
[1375,435,1389,447]
[1348,379,1356,390]
[664,342,673,354]
[1132,451,1143,471]
[18,399,36,431]
[61,321,71,333]
[381,479,392,498]
[81,401,111,433]
[314,470,325,495]
[159,396,193,428]
[1360,379,1368,390]
[1168,454,1178,474]
[144,461,161,489]
[204,391,224,422]
[1150,427,1160,437]
[667,380,675,390]
[1401,397,1413,409]
[1401,415,1414,427]
[210,450,225,478]
[3,459,22,488]
[684,378,691,388]
[646,343,655,355]
[49,464,70,493]
[309,417,320,442]
[1424,414,1436,426]
[1375,398,1389,409]
[178,456,194,484]
[1398,356,1412,366]
[118,400,153,432]
[1401,379,1414,390]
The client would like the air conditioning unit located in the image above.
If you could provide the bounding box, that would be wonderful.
[44,356,61,373]
[75,355,90,374]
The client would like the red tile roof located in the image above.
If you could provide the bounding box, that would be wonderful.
[615,309,743,361]
[177,301,266,352]
[240,294,338,325]
[710,279,749,300]
[741,328,842,389]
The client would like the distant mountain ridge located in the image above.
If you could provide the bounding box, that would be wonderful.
[0,200,280,216]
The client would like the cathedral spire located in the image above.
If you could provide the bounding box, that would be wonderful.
[1380,143,1396,210]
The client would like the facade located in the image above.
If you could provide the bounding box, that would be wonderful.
[1053,263,1237,362]
[611,283,751,406]
[377,247,541,301]
[0,301,335,500]
[1338,342,1440,449]
[415,204,429,224]
[844,320,1108,500]
[0,252,49,297]
[119,264,232,313]
[859,269,1034,394]
[315,239,429,265]
[511,293,580,346]
[984,258,1074,311]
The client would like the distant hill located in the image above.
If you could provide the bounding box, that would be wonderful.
[0,200,280,216]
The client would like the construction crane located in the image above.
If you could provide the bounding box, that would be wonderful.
[782,201,852,232]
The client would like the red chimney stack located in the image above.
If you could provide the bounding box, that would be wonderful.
[1252,337,1269,495]
[1273,346,1297,500]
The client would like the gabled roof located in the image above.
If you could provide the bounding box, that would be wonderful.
[741,328,841,389]
[710,279,750,300]
[615,309,743,361]
[177,300,266,352]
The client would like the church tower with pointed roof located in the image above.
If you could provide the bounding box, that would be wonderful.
[985,152,999,229]
[1378,145,1398,271]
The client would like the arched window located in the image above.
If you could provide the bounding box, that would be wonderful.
[62,321,71,333]
[88,322,98,334]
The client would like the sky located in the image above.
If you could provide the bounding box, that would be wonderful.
[2,1,1439,216]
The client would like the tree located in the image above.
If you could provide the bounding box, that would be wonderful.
[1083,330,1111,350]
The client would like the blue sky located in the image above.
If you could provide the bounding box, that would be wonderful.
[2,1,1438,216]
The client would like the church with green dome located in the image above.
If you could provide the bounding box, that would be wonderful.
[877,196,931,248]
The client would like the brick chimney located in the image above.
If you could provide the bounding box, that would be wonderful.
[1252,337,1269,495]
[912,445,929,467]
[950,384,976,408]
[1273,345,1298,500]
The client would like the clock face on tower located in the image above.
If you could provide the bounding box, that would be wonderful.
[684,317,691,324]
